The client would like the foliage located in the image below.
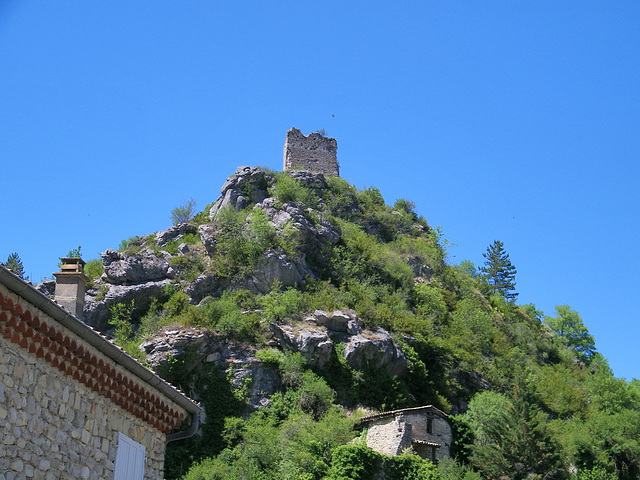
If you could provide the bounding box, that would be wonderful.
[66,245,82,258]
[109,300,135,344]
[4,252,27,279]
[479,240,518,301]
[463,388,562,479]
[270,172,318,207]
[84,258,104,279]
[544,305,596,363]
[327,443,380,480]
[171,198,197,225]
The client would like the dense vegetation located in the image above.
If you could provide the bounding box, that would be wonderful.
[85,170,639,480]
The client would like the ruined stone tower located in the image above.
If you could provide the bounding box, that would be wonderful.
[283,128,339,176]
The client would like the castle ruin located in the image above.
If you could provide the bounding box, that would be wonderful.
[283,128,339,176]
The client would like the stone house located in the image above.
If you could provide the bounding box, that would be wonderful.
[0,262,202,480]
[360,405,452,463]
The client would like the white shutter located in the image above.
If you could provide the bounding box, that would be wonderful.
[113,432,146,480]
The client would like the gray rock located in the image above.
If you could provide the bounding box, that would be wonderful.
[269,323,334,367]
[342,328,407,376]
[198,223,219,256]
[35,279,56,298]
[186,273,220,304]
[140,326,280,412]
[242,249,312,294]
[83,279,171,331]
[101,249,171,285]
[315,310,363,335]
[209,166,270,219]
[155,223,198,247]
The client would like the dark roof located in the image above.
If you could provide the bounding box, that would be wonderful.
[360,405,447,424]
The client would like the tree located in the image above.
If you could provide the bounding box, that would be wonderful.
[171,198,197,225]
[4,252,27,280]
[479,240,518,301]
[544,305,596,363]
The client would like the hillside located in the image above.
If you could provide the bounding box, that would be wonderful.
[71,166,639,480]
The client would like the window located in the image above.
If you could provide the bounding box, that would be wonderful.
[113,432,145,480]
[426,417,433,434]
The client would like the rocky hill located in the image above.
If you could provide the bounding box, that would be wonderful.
[45,165,640,480]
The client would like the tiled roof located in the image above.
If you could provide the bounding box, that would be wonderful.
[0,265,201,434]
[359,405,447,424]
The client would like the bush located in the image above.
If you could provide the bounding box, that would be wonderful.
[328,443,380,480]
[171,198,197,225]
[84,258,104,279]
[270,173,317,207]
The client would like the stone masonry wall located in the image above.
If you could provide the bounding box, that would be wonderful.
[0,285,169,480]
[365,411,451,461]
[283,128,339,176]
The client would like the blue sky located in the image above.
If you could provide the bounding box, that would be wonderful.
[1,2,638,380]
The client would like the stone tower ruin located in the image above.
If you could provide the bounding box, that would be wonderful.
[283,128,339,176]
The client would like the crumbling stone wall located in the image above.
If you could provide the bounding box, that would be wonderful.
[0,285,168,480]
[283,128,339,176]
[364,409,451,461]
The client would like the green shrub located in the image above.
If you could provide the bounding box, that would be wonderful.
[270,173,317,207]
[171,198,197,225]
[328,443,380,480]
[84,258,104,279]
[260,287,311,323]
[383,454,439,480]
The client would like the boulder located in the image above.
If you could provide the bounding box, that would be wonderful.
[83,279,171,331]
[101,249,171,285]
[209,166,270,219]
[140,326,280,412]
[314,310,362,335]
[198,223,220,256]
[243,249,312,294]
[155,223,198,247]
[342,328,407,376]
[269,323,334,367]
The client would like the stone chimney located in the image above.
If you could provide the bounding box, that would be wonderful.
[54,257,88,320]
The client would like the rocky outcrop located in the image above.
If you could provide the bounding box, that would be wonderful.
[209,166,271,220]
[243,249,312,294]
[269,323,334,368]
[270,310,406,375]
[101,249,172,285]
[198,223,219,256]
[83,279,171,330]
[258,198,340,253]
[140,327,280,412]
[155,223,198,247]
[343,328,407,376]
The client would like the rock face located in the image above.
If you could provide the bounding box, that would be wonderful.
[342,328,407,376]
[140,327,280,412]
[209,166,271,220]
[269,323,334,368]
[101,249,172,285]
[270,310,406,375]
[83,279,171,331]
[155,223,198,247]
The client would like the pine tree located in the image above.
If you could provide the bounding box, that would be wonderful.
[4,252,27,280]
[479,240,518,301]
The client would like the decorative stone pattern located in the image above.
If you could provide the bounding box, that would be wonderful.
[361,406,451,462]
[0,284,190,480]
[283,128,339,176]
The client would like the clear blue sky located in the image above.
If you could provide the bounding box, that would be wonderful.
[1,2,638,380]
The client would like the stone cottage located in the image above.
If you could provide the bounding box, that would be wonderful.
[0,262,202,480]
[360,405,452,462]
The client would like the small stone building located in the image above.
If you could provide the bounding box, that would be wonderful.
[283,127,339,176]
[0,263,202,480]
[360,405,452,462]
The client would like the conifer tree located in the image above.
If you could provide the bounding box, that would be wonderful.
[479,240,518,301]
[4,252,27,280]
